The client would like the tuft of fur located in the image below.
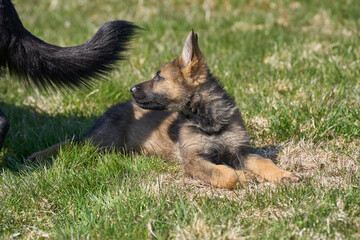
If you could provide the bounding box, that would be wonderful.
[0,0,141,90]
[180,75,240,134]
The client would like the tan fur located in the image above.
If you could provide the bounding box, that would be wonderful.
[28,30,301,189]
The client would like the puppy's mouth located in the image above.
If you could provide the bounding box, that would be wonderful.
[133,98,166,111]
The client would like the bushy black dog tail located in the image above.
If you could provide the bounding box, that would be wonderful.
[0,0,141,91]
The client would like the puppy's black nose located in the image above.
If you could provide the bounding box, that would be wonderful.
[130,86,137,93]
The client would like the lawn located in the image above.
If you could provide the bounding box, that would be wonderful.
[1,0,359,238]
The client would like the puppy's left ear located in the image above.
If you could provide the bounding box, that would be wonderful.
[178,30,208,86]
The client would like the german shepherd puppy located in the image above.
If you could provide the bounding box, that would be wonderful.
[0,0,140,151]
[28,30,301,189]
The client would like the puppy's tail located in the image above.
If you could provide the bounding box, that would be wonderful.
[0,0,141,90]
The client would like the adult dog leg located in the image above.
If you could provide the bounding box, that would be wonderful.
[0,108,10,151]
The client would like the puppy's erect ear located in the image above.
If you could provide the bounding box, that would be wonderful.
[180,30,195,67]
[179,30,207,86]
[180,30,203,67]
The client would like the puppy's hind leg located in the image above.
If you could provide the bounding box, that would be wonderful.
[27,136,80,162]
[27,109,125,162]
[27,102,131,162]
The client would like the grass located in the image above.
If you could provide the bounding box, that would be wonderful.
[1,0,359,238]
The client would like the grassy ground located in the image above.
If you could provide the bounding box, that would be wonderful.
[1,0,359,238]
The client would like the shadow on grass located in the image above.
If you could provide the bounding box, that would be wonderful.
[0,101,97,173]
[0,101,286,177]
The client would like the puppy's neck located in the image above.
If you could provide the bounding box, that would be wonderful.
[181,76,238,134]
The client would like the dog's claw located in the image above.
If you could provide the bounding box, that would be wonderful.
[281,172,302,183]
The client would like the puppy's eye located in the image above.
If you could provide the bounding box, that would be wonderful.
[154,71,164,81]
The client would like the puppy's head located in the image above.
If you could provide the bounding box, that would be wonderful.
[131,30,208,111]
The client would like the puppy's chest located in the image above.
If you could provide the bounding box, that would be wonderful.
[197,138,238,165]
[178,125,246,166]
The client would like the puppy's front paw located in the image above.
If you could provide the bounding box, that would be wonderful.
[265,170,302,184]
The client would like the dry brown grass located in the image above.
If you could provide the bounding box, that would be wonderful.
[135,138,359,239]
[145,139,359,200]
[133,138,360,239]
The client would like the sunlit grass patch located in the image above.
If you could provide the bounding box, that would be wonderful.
[0,0,359,238]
